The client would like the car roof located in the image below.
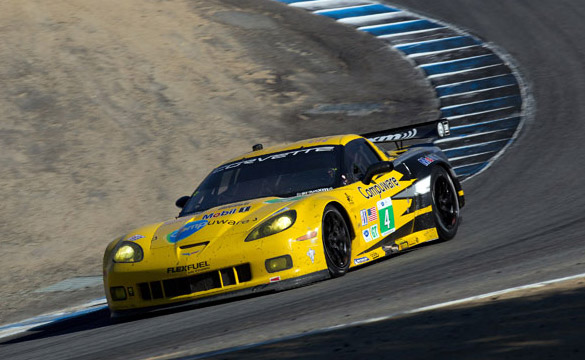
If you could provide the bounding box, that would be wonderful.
[220,134,363,165]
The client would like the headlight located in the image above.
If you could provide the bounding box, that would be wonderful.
[113,241,144,263]
[245,210,297,242]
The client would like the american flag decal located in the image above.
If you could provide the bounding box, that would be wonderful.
[367,207,377,222]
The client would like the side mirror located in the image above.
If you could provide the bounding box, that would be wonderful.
[175,195,190,209]
[362,162,394,185]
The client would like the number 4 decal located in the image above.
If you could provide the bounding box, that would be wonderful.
[377,197,395,236]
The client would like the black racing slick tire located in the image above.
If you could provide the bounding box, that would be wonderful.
[430,166,461,241]
[322,205,352,277]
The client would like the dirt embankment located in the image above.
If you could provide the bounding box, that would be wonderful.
[0,0,437,323]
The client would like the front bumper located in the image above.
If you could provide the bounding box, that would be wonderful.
[104,224,328,315]
[109,270,329,318]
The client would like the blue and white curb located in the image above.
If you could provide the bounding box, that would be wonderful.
[275,0,528,180]
[0,298,107,340]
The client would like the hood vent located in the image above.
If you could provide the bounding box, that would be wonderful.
[179,241,209,250]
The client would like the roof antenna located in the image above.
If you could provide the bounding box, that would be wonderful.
[252,144,263,151]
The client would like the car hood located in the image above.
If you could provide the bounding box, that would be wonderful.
[149,196,304,250]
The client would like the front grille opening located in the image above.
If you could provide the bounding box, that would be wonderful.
[138,282,151,300]
[150,281,164,299]
[220,268,236,286]
[162,271,221,298]
[140,263,253,301]
[190,272,221,292]
[163,277,191,298]
[235,264,252,282]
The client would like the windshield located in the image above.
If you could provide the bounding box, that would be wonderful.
[180,146,342,215]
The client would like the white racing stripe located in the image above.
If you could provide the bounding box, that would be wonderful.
[447,150,496,162]
[376,27,446,39]
[337,11,405,26]
[291,0,374,10]
[407,45,482,58]
[357,18,423,31]
[434,129,506,144]
[438,84,518,99]
[444,106,517,120]
[426,63,504,79]
[152,272,585,360]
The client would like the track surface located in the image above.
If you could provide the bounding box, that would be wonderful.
[2,0,585,358]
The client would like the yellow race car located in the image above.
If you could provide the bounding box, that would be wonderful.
[103,120,464,317]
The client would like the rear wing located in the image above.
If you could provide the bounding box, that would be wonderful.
[361,119,450,148]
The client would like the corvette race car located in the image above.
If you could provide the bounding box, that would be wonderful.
[103,120,464,317]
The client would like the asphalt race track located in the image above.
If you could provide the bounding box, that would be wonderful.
[2,0,585,359]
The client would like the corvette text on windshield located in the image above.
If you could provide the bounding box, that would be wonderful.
[213,146,335,173]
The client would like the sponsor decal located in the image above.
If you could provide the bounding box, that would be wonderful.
[358,177,400,199]
[181,251,200,256]
[377,198,395,236]
[354,257,369,265]
[371,252,380,260]
[202,206,251,220]
[370,224,380,240]
[368,129,417,143]
[307,248,315,264]
[265,196,304,204]
[362,229,372,243]
[360,210,368,226]
[213,146,335,173]
[345,193,354,204]
[167,261,210,273]
[269,276,281,283]
[208,217,259,226]
[418,154,440,166]
[166,220,208,243]
[297,187,332,196]
[126,234,145,241]
[296,229,318,241]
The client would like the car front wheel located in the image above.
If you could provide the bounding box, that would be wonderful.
[322,205,351,277]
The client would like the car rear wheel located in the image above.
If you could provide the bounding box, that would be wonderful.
[431,166,460,241]
[322,205,351,277]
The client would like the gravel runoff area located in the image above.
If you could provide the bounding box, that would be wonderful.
[0,0,438,323]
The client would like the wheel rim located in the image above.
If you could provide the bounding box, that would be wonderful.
[434,175,458,228]
[323,211,350,268]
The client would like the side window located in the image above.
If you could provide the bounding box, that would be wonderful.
[343,139,381,184]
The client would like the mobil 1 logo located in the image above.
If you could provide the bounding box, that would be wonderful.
[377,197,395,236]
